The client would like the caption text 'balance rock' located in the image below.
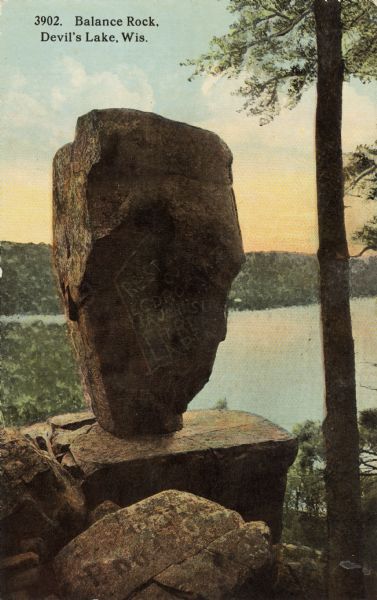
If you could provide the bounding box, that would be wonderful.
[53,109,244,437]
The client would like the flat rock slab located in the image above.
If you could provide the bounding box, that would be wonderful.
[53,109,244,437]
[48,412,96,431]
[51,425,93,456]
[63,410,297,541]
[54,490,273,600]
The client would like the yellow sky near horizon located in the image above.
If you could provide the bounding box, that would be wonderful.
[1,0,376,257]
[1,160,374,255]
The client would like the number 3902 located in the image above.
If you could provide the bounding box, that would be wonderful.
[34,16,61,26]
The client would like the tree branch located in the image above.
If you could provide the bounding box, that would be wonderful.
[272,9,311,38]
[347,9,368,29]
[232,9,311,44]
[350,245,377,258]
[259,3,290,21]
[345,164,377,192]
[360,449,377,457]
[360,461,377,471]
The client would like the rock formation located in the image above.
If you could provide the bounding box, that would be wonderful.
[0,428,86,598]
[54,409,297,542]
[53,109,244,437]
[1,417,299,598]
[54,490,273,600]
[21,409,298,543]
[0,428,86,560]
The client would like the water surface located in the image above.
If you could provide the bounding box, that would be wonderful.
[2,300,375,433]
[191,298,377,432]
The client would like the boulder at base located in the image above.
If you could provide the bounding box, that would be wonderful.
[0,428,87,559]
[54,490,273,600]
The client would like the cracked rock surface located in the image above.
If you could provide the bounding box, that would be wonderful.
[0,428,86,560]
[21,409,298,543]
[53,490,273,600]
[53,108,244,438]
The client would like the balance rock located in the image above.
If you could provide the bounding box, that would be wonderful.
[54,490,273,600]
[53,109,244,437]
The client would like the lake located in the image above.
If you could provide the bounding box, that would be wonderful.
[1,298,376,433]
[0,314,66,325]
[191,297,377,432]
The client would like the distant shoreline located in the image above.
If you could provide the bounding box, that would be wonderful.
[1,296,376,323]
[2,241,377,315]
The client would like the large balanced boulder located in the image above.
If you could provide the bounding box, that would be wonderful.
[0,428,86,560]
[53,109,244,437]
[54,490,273,600]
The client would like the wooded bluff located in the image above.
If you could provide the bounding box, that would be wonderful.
[1,241,377,315]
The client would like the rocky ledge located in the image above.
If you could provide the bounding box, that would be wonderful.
[0,410,302,599]
[22,409,297,543]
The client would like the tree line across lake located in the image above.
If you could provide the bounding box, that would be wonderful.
[1,241,377,315]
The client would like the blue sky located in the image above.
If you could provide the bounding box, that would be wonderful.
[1,0,376,251]
[0,0,232,160]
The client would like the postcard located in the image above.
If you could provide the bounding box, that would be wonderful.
[1,1,376,599]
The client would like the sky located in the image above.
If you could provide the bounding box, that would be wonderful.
[0,0,376,253]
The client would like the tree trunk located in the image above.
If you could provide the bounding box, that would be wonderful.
[314,1,364,598]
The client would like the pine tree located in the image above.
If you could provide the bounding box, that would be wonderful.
[184,2,377,597]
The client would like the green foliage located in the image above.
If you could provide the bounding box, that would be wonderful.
[356,410,377,568]
[353,216,377,253]
[229,252,319,310]
[228,251,377,310]
[283,414,377,565]
[0,322,84,426]
[360,408,377,429]
[0,241,61,315]
[2,242,377,315]
[183,1,377,124]
[359,408,377,477]
[362,483,377,569]
[284,420,327,549]
[345,140,377,255]
[345,141,377,203]
[349,255,377,296]
[213,397,228,410]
